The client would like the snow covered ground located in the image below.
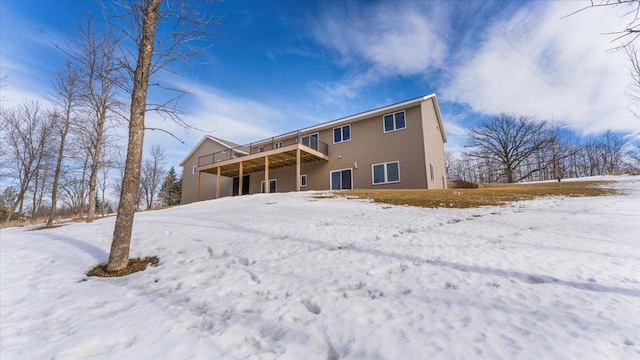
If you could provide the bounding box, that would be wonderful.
[1,176,639,359]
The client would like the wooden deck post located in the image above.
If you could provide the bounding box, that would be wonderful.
[264,156,269,193]
[296,147,301,191]
[238,161,244,195]
[196,170,201,202]
[216,166,221,199]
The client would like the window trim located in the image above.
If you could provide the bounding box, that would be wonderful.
[333,124,352,144]
[301,174,307,187]
[260,179,277,193]
[371,161,401,185]
[383,110,407,133]
[329,168,353,190]
[192,166,197,175]
[258,146,265,153]
[274,141,283,149]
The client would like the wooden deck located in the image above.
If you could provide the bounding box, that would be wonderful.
[196,143,330,198]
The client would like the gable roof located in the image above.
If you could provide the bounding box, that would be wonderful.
[179,136,241,166]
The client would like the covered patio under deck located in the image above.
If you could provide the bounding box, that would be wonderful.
[196,143,329,199]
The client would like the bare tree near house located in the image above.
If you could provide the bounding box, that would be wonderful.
[46,60,82,227]
[1,101,55,225]
[465,114,549,183]
[140,144,166,209]
[107,0,222,272]
[64,17,124,223]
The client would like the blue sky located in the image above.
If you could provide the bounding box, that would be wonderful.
[1,0,638,172]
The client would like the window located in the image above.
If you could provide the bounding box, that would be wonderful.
[330,169,352,190]
[260,179,277,193]
[372,161,400,184]
[333,125,351,143]
[192,166,197,175]
[301,133,319,150]
[274,141,283,149]
[383,111,406,133]
[258,146,264,153]
[430,163,435,182]
[301,174,307,187]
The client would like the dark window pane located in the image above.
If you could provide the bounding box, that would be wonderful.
[384,115,394,132]
[301,175,307,186]
[373,164,385,184]
[387,162,399,182]
[261,182,265,193]
[341,169,352,189]
[334,128,341,143]
[302,136,309,147]
[331,171,341,190]
[270,180,277,193]
[395,112,406,129]
[342,125,351,141]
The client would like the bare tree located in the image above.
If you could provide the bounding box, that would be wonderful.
[565,0,640,49]
[626,45,640,119]
[465,114,549,183]
[46,61,82,227]
[64,18,124,223]
[139,144,166,209]
[108,0,223,272]
[1,101,55,225]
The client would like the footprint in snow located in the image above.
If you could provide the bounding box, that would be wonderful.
[246,270,260,285]
[300,298,321,314]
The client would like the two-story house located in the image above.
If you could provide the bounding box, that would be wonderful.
[180,94,447,204]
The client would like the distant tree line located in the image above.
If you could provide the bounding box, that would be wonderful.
[447,114,639,184]
[0,54,182,225]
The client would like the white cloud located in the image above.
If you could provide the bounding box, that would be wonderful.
[311,1,449,102]
[442,1,636,134]
[150,82,285,145]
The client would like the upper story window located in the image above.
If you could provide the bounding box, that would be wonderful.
[372,161,400,184]
[192,166,197,175]
[274,141,283,149]
[258,146,264,153]
[333,124,351,143]
[383,111,406,133]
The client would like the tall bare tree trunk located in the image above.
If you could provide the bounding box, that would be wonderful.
[108,0,160,272]
[47,61,79,227]
[86,105,107,223]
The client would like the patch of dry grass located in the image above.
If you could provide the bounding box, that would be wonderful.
[87,256,159,278]
[330,181,618,208]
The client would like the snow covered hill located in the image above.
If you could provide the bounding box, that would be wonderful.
[2,176,639,359]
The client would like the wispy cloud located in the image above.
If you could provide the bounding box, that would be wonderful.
[310,1,450,103]
[442,2,635,134]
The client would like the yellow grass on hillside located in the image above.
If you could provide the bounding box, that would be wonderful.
[334,181,618,208]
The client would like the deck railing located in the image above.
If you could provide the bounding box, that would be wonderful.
[197,133,329,167]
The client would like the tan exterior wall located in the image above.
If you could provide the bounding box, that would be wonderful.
[245,103,430,192]
[181,139,234,204]
[421,98,447,189]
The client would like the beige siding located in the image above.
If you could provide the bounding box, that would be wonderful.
[421,98,447,189]
[243,103,429,192]
[181,139,234,204]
